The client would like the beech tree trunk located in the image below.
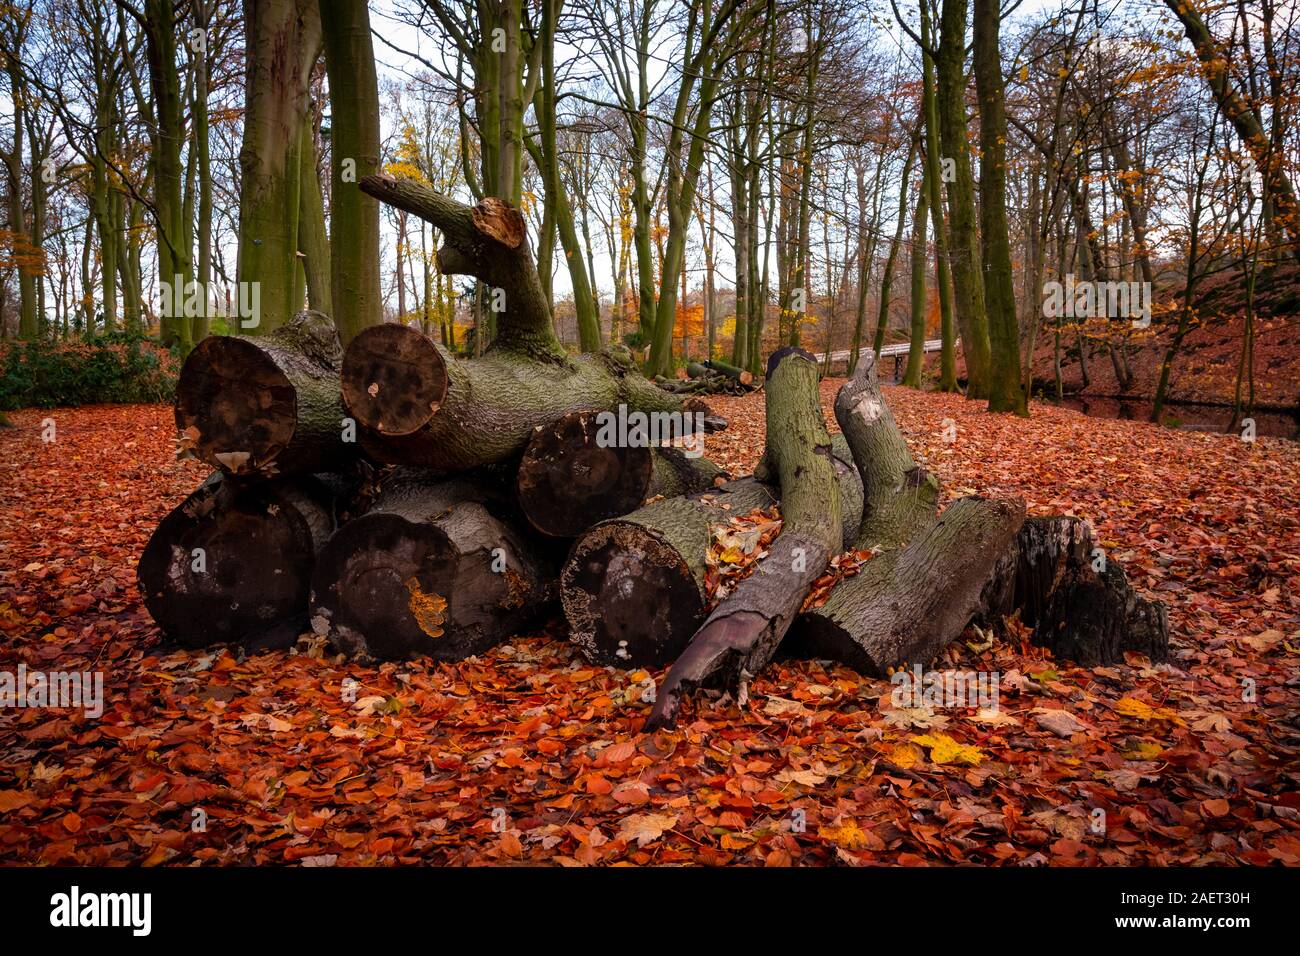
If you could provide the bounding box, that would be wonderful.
[175,310,353,478]
[308,473,552,661]
[137,472,344,648]
[320,0,382,342]
[973,0,1027,415]
[645,348,845,728]
[236,0,321,332]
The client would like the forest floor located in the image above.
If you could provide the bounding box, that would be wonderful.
[0,389,1297,866]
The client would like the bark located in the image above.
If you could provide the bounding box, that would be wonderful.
[360,174,560,357]
[835,351,941,549]
[977,516,1169,664]
[936,0,992,396]
[904,161,929,387]
[175,309,353,478]
[646,348,844,728]
[237,0,321,333]
[790,496,1025,674]
[341,323,720,473]
[309,474,552,662]
[560,431,863,669]
[194,0,213,342]
[973,0,1027,414]
[516,409,727,538]
[144,0,192,351]
[532,0,600,351]
[320,0,382,342]
[298,104,332,315]
[922,1,958,391]
[137,472,344,648]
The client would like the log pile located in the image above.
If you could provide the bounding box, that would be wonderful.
[655,359,757,396]
[138,174,1168,729]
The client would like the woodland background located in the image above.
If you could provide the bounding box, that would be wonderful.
[0,0,1297,424]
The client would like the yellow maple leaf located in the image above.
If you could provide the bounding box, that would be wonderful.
[913,732,984,766]
[887,742,924,769]
[819,820,872,850]
[1114,698,1184,725]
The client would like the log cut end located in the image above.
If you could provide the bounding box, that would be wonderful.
[516,410,654,538]
[560,521,705,667]
[137,476,327,647]
[341,323,448,437]
[175,336,296,476]
[309,496,551,662]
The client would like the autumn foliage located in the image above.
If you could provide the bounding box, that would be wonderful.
[1,391,1296,865]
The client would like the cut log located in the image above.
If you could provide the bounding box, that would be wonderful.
[977,515,1169,664]
[515,409,727,538]
[834,350,940,549]
[646,348,843,729]
[309,472,553,661]
[341,323,722,473]
[788,496,1026,675]
[359,175,559,357]
[175,310,354,478]
[560,431,863,669]
[703,358,755,386]
[137,472,345,648]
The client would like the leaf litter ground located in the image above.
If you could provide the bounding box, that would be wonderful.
[0,388,1296,865]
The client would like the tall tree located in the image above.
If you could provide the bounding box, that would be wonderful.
[972,0,1025,414]
[934,0,991,397]
[237,0,321,334]
[320,0,381,342]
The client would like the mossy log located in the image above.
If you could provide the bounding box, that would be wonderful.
[703,358,755,386]
[788,496,1026,674]
[137,471,345,648]
[646,348,844,728]
[174,310,354,478]
[308,473,553,662]
[341,323,721,473]
[790,353,1164,673]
